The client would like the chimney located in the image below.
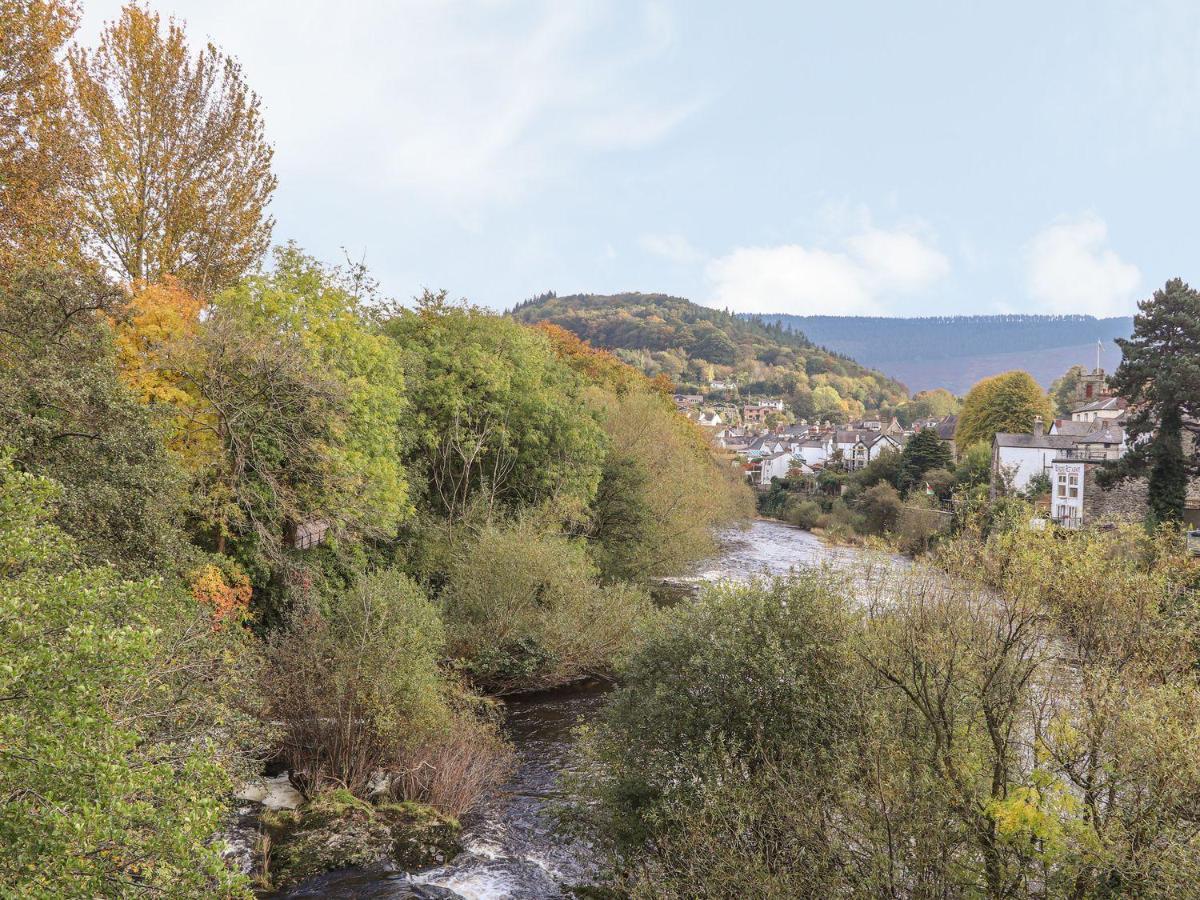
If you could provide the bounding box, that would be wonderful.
[1033,416,1044,439]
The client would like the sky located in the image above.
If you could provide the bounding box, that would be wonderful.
[79,1,1200,318]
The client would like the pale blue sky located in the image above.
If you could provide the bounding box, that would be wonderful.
[81,1,1200,317]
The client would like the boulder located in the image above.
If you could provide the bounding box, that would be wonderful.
[260,790,461,891]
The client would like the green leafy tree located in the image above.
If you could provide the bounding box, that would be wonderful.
[0,459,255,897]
[954,440,993,488]
[587,388,752,581]
[899,388,959,424]
[216,245,410,539]
[898,427,953,494]
[1099,278,1200,523]
[0,266,190,575]
[955,370,1052,450]
[1049,364,1087,417]
[386,292,605,524]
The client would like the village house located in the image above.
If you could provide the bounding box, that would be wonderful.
[991,417,1077,494]
[749,450,793,486]
[1070,396,1126,424]
[696,411,723,427]
[835,429,901,471]
[795,435,833,468]
[742,399,785,426]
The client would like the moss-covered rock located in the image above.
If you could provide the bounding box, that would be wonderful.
[376,801,461,870]
[259,790,461,890]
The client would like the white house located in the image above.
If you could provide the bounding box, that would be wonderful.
[1048,459,1085,528]
[753,450,793,485]
[992,418,1077,494]
[795,435,833,468]
[840,431,901,471]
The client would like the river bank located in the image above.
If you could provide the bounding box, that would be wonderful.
[241,520,898,899]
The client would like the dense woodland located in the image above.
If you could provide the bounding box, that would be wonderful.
[511,292,910,421]
[0,4,750,895]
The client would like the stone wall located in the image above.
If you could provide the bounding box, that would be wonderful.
[1083,466,1148,524]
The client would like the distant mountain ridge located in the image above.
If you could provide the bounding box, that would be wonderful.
[754,314,1133,395]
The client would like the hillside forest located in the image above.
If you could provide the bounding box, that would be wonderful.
[511,292,910,422]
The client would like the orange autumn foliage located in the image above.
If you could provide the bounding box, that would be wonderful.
[534,322,651,395]
[190,563,252,627]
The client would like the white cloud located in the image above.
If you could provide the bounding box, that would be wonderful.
[1026,214,1140,316]
[704,226,949,315]
[639,232,704,264]
[845,228,950,292]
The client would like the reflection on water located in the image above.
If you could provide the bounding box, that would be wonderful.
[281,519,895,899]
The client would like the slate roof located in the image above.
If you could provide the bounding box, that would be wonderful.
[935,415,958,440]
[1080,422,1124,444]
[1071,396,1126,415]
[994,432,1077,450]
[1052,420,1094,436]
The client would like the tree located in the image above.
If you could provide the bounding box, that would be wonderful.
[812,383,848,421]
[385,292,605,525]
[0,458,256,897]
[69,4,275,294]
[215,246,410,541]
[0,0,84,269]
[1099,278,1200,523]
[898,427,953,494]
[900,388,959,424]
[1049,364,1087,417]
[0,266,190,575]
[955,370,1052,450]
[587,388,752,581]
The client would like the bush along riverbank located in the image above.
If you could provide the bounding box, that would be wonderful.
[756,437,1028,556]
[574,520,1200,898]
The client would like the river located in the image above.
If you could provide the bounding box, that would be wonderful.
[280,520,892,899]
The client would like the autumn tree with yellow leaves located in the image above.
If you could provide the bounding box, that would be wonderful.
[69,4,276,294]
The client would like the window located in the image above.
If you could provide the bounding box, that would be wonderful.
[1068,473,1079,499]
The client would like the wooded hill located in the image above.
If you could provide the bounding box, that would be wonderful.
[756,313,1133,395]
[510,292,910,415]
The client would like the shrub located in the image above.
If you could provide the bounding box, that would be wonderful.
[954,441,992,488]
[923,466,956,498]
[858,482,902,534]
[264,569,511,811]
[0,460,257,897]
[896,504,946,555]
[442,519,650,693]
[579,576,861,855]
[785,497,823,530]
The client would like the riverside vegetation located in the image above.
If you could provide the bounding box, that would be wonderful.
[0,4,751,895]
[576,517,1200,898]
